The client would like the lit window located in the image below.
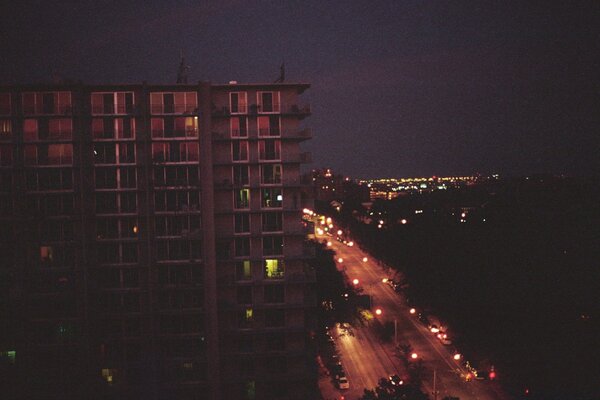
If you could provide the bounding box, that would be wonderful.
[0,120,11,138]
[236,260,252,280]
[264,259,284,278]
[101,368,117,384]
[0,350,16,365]
[40,246,53,264]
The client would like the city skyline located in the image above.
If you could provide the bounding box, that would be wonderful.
[2,1,598,178]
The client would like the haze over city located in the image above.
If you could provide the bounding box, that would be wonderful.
[2,1,598,178]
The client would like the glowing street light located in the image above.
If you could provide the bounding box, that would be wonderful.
[362,257,368,262]
[375,308,383,316]
[453,353,461,361]
[337,230,343,236]
[352,278,359,286]
[411,352,418,359]
[381,278,388,283]
[338,257,343,263]
[409,308,416,314]
[326,241,332,247]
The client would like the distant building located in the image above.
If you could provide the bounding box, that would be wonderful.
[312,168,369,204]
[0,82,315,400]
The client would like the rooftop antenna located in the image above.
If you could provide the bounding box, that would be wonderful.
[176,50,190,84]
[274,61,285,83]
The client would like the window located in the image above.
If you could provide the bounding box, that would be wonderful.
[236,260,252,280]
[23,144,73,165]
[26,169,72,191]
[230,92,247,114]
[264,285,284,304]
[155,215,200,237]
[93,118,135,139]
[119,192,137,213]
[151,117,198,138]
[235,237,250,257]
[257,115,280,137]
[263,236,283,256]
[48,119,73,140]
[118,143,136,164]
[0,93,10,115]
[262,213,282,232]
[265,333,285,351]
[264,259,284,279]
[118,167,137,188]
[234,213,250,233]
[230,116,248,138]
[91,92,134,114]
[0,120,11,140]
[259,140,281,160]
[152,142,198,163]
[22,92,71,114]
[156,239,201,261]
[153,166,199,187]
[92,168,134,190]
[261,164,282,184]
[154,190,200,212]
[96,193,118,214]
[95,167,117,189]
[261,188,283,208]
[234,189,250,209]
[264,309,285,328]
[237,286,252,304]
[239,308,253,328]
[232,141,248,162]
[94,143,117,164]
[150,92,197,114]
[233,165,249,186]
[0,145,11,166]
[257,92,280,113]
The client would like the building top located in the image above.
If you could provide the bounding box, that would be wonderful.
[0,81,310,93]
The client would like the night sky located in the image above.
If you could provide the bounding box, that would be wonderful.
[2,1,599,178]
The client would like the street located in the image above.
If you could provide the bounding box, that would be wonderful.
[318,229,512,400]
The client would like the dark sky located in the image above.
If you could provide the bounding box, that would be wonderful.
[2,1,599,178]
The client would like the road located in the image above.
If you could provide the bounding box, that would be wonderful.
[319,230,512,400]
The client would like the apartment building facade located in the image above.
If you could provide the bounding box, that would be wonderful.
[0,82,315,400]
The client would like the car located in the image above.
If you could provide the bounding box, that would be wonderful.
[418,313,430,326]
[388,374,403,386]
[436,332,452,345]
[332,362,345,379]
[337,376,349,389]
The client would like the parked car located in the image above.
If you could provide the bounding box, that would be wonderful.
[388,374,403,386]
[337,376,349,389]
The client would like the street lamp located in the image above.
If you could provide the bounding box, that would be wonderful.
[375,308,383,316]
[362,257,368,262]
[352,278,359,286]
[411,352,418,359]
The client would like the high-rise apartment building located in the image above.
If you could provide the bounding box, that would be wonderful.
[0,82,315,400]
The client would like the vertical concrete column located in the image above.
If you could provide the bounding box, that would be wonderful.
[198,82,220,400]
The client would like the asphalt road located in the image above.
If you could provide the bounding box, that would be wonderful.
[319,230,512,400]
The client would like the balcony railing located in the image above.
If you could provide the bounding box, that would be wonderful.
[91,104,135,115]
[151,104,197,114]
